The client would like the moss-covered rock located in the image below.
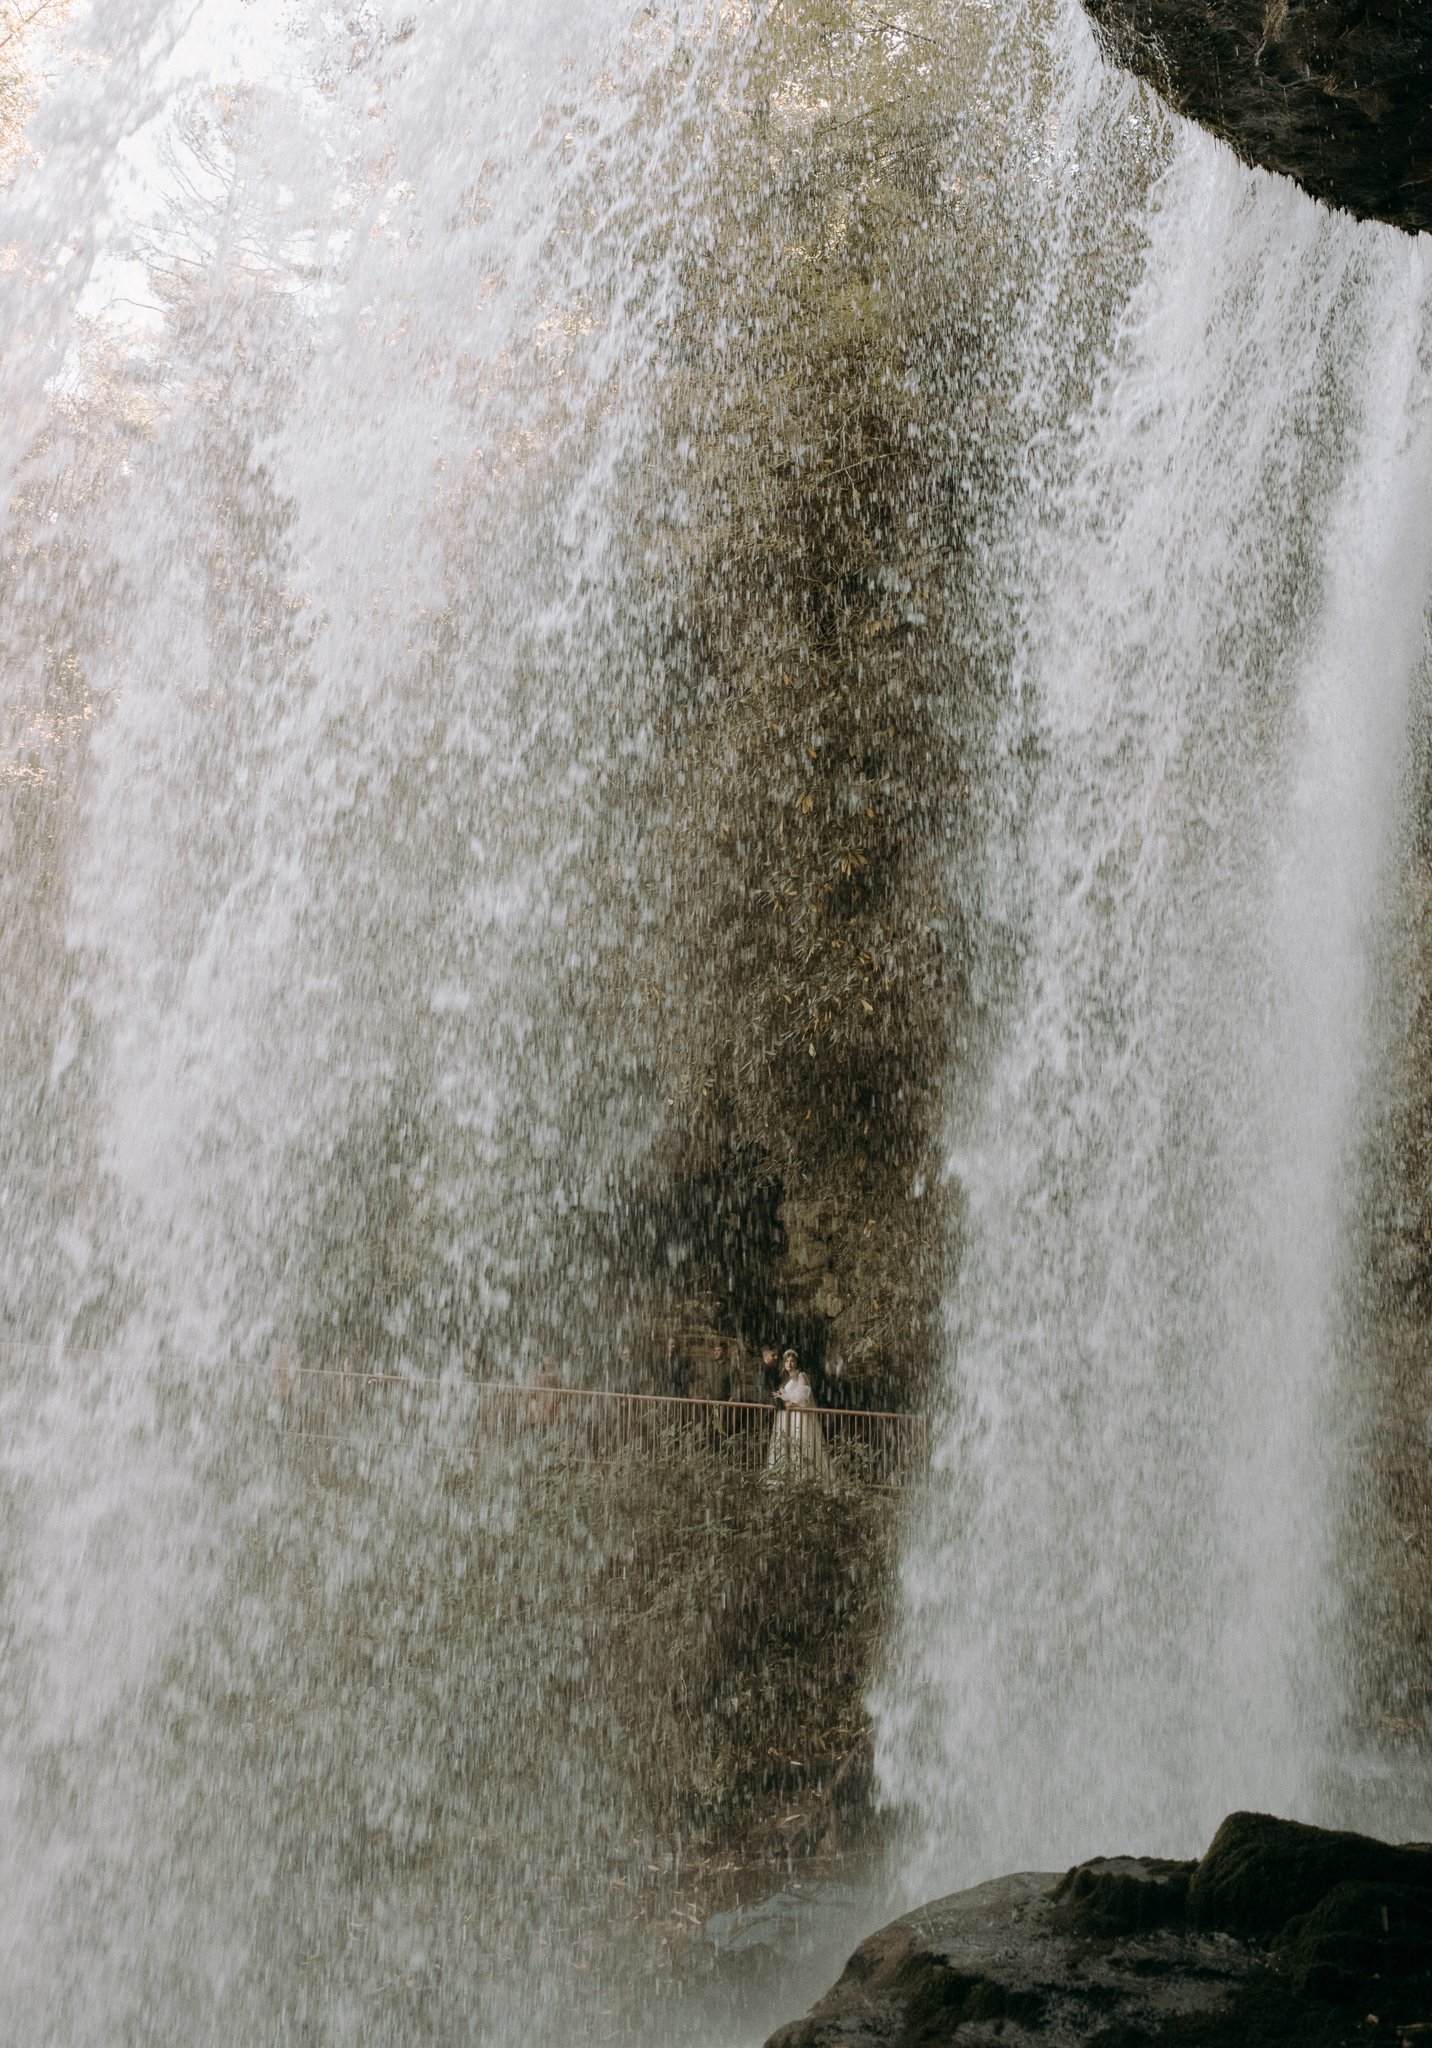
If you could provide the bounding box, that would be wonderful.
[1053,1854,1194,1937]
[1186,1810,1432,1936]
[766,1811,1432,2046]
[1272,1877,1432,2002]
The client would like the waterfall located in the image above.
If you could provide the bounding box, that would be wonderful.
[877,11,1432,1890]
[0,7,723,2042]
[1,0,1429,2041]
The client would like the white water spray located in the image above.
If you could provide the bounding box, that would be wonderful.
[1,2,1430,2041]
[0,7,718,2042]
[878,17,1432,1889]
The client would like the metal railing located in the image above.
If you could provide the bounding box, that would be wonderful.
[270,1365,930,1486]
[0,1342,931,1487]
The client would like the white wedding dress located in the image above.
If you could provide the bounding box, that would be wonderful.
[767,1369,831,1478]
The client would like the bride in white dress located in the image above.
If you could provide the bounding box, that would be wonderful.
[767,1349,831,1478]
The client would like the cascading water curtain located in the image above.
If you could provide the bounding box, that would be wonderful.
[878,3,1432,1892]
[0,6,742,2044]
[4,0,1431,2040]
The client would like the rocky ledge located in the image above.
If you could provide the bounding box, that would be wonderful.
[1081,1,1432,236]
[765,1810,1432,2046]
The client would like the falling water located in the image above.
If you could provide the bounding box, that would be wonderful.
[1,0,1430,2042]
[0,6,735,2041]
[878,11,1432,1889]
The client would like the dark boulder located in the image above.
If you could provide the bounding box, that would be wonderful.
[1273,1877,1432,2003]
[1053,1853,1195,1937]
[763,1868,1257,2047]
[1187,1809,1432,1935]
[764,1811,1432,2045]
[1079,0,1432,236]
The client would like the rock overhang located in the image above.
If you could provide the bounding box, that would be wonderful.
[1079,0,1432,235]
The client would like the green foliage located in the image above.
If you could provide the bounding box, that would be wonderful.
[607,0,1042,1397]
[0,1,72,184]
[653,4,991,1126]
[551,1443,900,1844]
[232,1430,900,1871]
[134,1425,902,2035]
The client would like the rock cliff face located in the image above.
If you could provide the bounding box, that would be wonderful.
[1081,0,1432,234]
[766,1811,1432,2045]
[613,19,1023,1414]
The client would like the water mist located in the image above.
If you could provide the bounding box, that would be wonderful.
[0,1,1429,2044]
[877,13,1432,1892]
[0,5,723,2041]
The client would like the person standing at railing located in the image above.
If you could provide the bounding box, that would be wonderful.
[664,1334,690,1400]
[724,1343,761,1405]
[767,1349,831,1479]
[525,1365,562,1429]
